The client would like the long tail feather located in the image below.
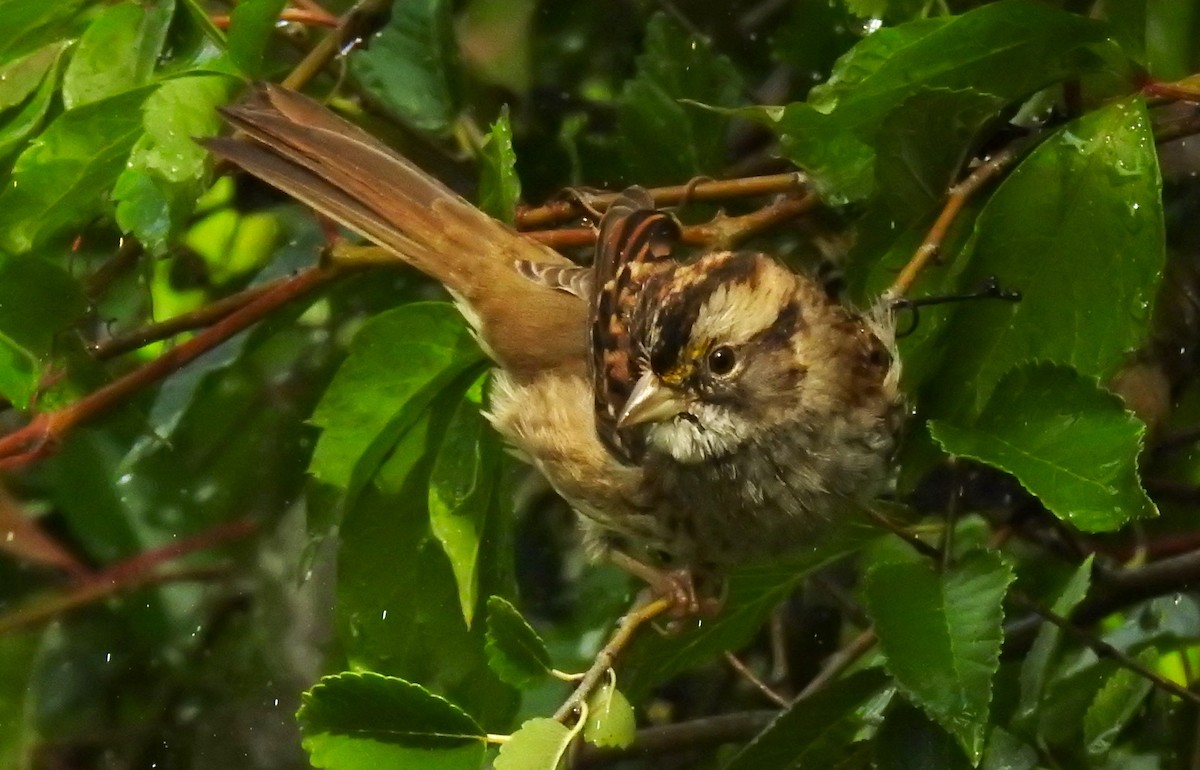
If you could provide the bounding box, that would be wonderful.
[203,85,587,377]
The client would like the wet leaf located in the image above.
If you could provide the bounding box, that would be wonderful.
[930,365,1156,532]
[865,551,1014,762]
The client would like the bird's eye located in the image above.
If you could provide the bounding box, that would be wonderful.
[707,345,736,375]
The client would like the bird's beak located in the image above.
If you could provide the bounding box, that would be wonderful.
[617,372,687,428]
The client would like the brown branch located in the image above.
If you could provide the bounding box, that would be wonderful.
[688,193,819,249]
[101,518,257,584]
[1007,590,1200,705]
[515,173,808,230]
[528,194,818,251]
[280,0,394,92]
[91,281,280,360]
[796,627,878,700]
[888,141,1028,297]
[0,518,254,635]
[85,237,144,299]
[1144,79,1200,104]
[0,485,88,576]
[724,651,789,707]
[1154,107,1200,144]
[211,7,340,30]
[870,507,1200,706]
[574,710,777,768]
[554,597,673,723]
[1080,549,1200,626]
[0,565,230,636]
[0,265,348,470]
[575,622,879,767]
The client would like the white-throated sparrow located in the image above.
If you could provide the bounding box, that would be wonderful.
[207,85,903,581]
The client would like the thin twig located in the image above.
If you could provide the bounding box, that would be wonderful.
[85,238,144,299]
[1144,79,1200,103]
[796,627,878,700]
[871,507,1200,706]
[0,265,348,469]
[1153,107,1200,144]
[92,281,279,360]
[553,597,673,723]
[280,0,393,92]
[574,710,777,768]
[688,193,819,249]
[0,565,230,635]
[515,173,807,230]
[888,141,1028,297]
[211,7,339,29]
[724,652,789,707]
[528,194,817,251]
[864,506,940,560]
[1008,590,1200,705]
[0,519,254,635]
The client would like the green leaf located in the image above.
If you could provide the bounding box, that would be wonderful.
[0,39,66,111]
[1036,596,1198,748]
[616,13,743,184]
[752,1,1114,201]
[0,85,157,255]
[350,0,462,134]
[116,72,234,249]
[336,400,518,731]
[478,107,520,224]
[1082,649,1156,759]
[0,255,86,407]
[494,718,574,770]
[298,672,486,770]
[842,0,925,23]
[0,631,39,770]
[308,303,484,502]
[622,522,874,699]
[981,727,1037,770]
[429,377,497,625]
[919,97,1164,419]
[62,0,173,108]
[979,724,1036,767]
[723,669,889,770]
[864,550,1014,763]
[875,700,972,770]
[484,596,553,688]
[0,0,87,62]
[584,679,636,749]
[299,671,484,748]
[874,88,1006,225]
[0,41,67,161]
[131,73,232,184]
[1104,0,1147,63]
[930,365,1156,532]
[1015,555,1095,728]
[227,0,287,77]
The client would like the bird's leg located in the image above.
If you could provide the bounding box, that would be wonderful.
[607,550,723,619]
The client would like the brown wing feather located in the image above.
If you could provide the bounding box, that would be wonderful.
[590,189,681,461]
[204,85,587,379]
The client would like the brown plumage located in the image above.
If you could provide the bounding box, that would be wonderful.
[206,85,903,575]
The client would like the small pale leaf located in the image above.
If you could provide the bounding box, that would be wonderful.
[494,718,574,770]
[583,680,636,749]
